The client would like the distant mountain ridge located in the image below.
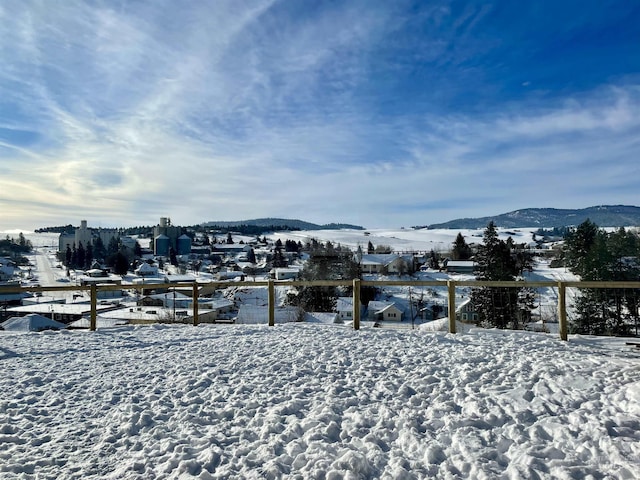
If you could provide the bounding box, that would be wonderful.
[427,205,640,229]
[202,218,364,231]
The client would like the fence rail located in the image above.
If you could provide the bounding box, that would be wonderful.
[2,279,640,340]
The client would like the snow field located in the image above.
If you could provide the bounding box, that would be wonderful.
[1,324,639,479]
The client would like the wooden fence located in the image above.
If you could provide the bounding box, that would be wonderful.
[2,279,640,341]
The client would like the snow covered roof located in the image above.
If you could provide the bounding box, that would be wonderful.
[236,305,300,324]
[336,297,353,312]
[368,301,398,313]
[2,314,67,332]
[360,254,403,266]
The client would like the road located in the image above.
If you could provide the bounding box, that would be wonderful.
[32,247,60,287]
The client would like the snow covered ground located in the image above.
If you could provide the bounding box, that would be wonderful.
[270,227,540,253]
[1,324,638,479]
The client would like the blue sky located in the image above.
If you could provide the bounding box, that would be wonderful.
[1,0,639,231]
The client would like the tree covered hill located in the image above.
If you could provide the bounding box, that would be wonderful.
[426,205,640,229]
[201,218,364,231]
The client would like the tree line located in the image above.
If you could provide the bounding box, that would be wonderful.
[0,234,33,265]
[468,219,640,335]
[60,236,140,275]
[563,220,640,335]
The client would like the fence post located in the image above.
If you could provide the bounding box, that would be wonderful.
[447,280,456,334]
[558,281,568,341]
[90,284,97,331]
[268,280,275,326]
[352,278,361,330]
[192,283,199,326]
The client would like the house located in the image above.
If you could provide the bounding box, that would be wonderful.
[212,244,252,255]
[78,272,122,286]
[456,298,479,323]
[215,271,245,281]
[272,268,300,280]
[368,302,403,322]
[236,305,301,324]
[5,302,119,324]
[445,260,476,274]
[0,263,15,281]
[164,274,197,284]
[359,254,414,275]
[135,262,159,277]
[336,297,356,321]
[138,291,192,308]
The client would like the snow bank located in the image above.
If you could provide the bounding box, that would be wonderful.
[0,324,638,479]
[1,313,67,332]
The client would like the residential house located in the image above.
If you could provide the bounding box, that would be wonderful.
[359,254,414,275]
[445,260,476,274]
[336,297,356,322]
[135,262,159,277]
[272,268,300,280]
[456,297,479,323]
[236,305,301,324]
[368,301,404,322]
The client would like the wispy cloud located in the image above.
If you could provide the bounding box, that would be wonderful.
[0,1,639,230]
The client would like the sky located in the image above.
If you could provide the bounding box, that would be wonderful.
[1,0,639,231]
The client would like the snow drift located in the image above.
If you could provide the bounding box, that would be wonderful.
[0,324,638,479]
[1,313,67,332]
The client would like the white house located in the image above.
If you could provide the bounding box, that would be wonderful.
[336,297,355,321]
[359,254,414,274]
[135,262,158,277]
[273,268,300,280]
[236,305,301,324]
[364,301,404,321]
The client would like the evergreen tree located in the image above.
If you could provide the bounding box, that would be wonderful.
[169,247,178,267]
[226,232,234,244]
[93,237,107,261]
[428,250,440,270]
[85,243,93,269]
[564,219,599,277]
[367,241,375,254]
[107,237,120,257]
[471,222,523,329]
[112,252,129,275]
[566,222,640,335]
[77,242,86,270]
[451,233,472,260]
[272,247,287,268]
[285,239,299,253]
[286,245,360,312]
[71,244,78,269]
[247,247,257,264]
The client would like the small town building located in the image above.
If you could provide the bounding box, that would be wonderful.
[445,260,476,274]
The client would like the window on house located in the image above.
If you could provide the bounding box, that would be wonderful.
[462,313,468,321]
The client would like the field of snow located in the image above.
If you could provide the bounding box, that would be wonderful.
[1,324,638,479]
[270,227,540,253]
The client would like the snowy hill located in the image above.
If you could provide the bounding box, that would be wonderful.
[1,324,638,479]
[428,205,640,229]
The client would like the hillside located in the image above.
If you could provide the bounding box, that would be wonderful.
[202,218,364,231]
[427,205,640,229]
